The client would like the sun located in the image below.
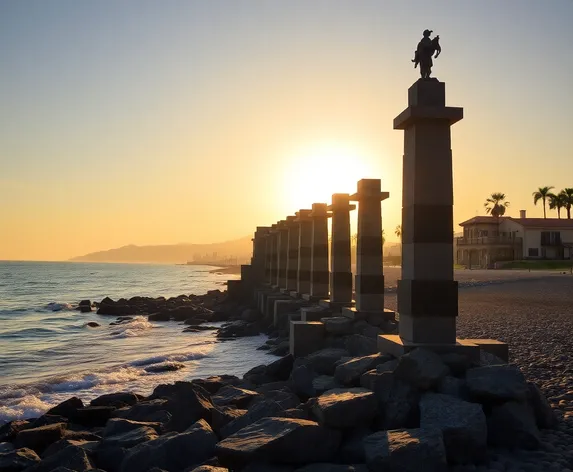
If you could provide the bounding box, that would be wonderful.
[282,142,375,212]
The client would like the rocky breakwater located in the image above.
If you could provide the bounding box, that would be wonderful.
[2,346,571,472]
[91,290,270,341]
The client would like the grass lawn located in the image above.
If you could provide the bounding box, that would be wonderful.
[499,260,573,271]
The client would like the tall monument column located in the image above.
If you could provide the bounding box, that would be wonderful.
[267,224,278,285]
[251,226,270,286]
[308,203,329,300]
[276,219,290,289]
[285,216,300,292]
[296,209,313,296]
[380,79,463,352]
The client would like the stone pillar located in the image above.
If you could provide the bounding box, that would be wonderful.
[343,179,394,322]
[296,209,313,296]
[268,224,279,286]
[308,203,329,299]
[251,226,270,286]
[322,193,355,307]
[285,216,300,292]
[276,219,290,289]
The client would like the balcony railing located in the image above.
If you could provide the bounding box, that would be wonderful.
[456,236,522,246]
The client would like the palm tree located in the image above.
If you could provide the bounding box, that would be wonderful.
[484,193,510,218]
[561,188,573,219]
[395,225,402,240]
[382,229,385,245]
[548,192,567,219]
[532,186,554,219]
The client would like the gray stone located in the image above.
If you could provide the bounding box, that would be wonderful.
[439,353,472,376]
[120,419,218,472]
[24,445,94,472]
[527,382,558,429]
[290,365,317,398]
[211,406,247,435]
[360,360,399,390]
[220,399,284,438]
[0,448,40,471]
[216,417,341,468]
[339,427,372,463]
[0,443,13,454]
[211,385,262,409]
[113,399,172,425]
[46,397,83,419]
[373,372,419,430]
[304,348,350,375]
[188,466,229,472]
[394,348,450,390]
[41,439,97,459]
[100,420,159,449]
[364,429,447,472]
[255,389,300,410]
[265,354,295,381]
[466,365,529,403]
[312,375,342,395]
[344,334,378,356]
[334,353,392,386]
[487,401,541,450]
[321,317,354,335]
[13,422,67,454]
[90,392,139,408]
[436,376,467,399]
[312,388,377,429]
[420,393,487,464]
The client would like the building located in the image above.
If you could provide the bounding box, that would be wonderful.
[456,210,573,268]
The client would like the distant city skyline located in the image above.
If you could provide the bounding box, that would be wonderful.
[1,1,572,260]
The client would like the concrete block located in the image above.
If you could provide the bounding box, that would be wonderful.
[462,339,509,362]
[290,321,325,358]
[342,307,395,325]
[265,294,292,320]
[399,313,456,344]
[274,299,309,326]
[301,306,333,321]
[378,334,480,363]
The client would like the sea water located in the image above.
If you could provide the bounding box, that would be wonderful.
[0,261,271,423]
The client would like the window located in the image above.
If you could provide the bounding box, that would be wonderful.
[541,232,561,245]
[528,248,539,257]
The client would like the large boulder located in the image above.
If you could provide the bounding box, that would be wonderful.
[40,439,97,459]
[303,349,350,376]
[344,334,378,356]
[46,397,84,420]
[212,386,262,409]
[364,429,447,472]
[312,388,377,429]
[192,375,241,395]
[90,392,139,408]
[24,445,94,472]
[100,419,160,449]
[527,382,558,429]
[419,393,487,464]
[373,372,419,430]
[0,421,30,443]
[211,407,248,436]
[394,348,449,390]
[148,312,171,322]
[217,321,259,338]
[290,365,317,399]
[334,354,391,386]
[13,423,67,454]
[265,355,295,381]
[487,401,541,449]
[113,399,172,425]
[465,365,530,403]
[72,406,116,427]
[312,376,342,395]
[120,419,218,472]
[216,417,341,468]
[0,448,40,471]
[320,317,354,336]
[220,400,284,438]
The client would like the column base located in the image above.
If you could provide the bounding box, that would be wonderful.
[302,293,328,303]
[289,291,302,299]
[301,306,333,321]
[319,299,355,312]
[341,307,396,326]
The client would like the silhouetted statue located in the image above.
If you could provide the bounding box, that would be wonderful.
[412,30,441,79]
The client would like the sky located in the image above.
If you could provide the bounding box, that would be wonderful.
[1,1,572,260]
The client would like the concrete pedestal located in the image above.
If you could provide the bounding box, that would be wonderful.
[301,306,333,322]
[290,321,325,357]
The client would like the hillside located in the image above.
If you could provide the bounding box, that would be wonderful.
[69,236,253,264]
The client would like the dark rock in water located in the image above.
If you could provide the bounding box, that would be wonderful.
[110,317,135,326]
[364,429,447,472]
[85,321,99,327]
[120,419,218,472]
[79,305,92,313]
[212,386,262,409]
[394,348,450,390]
[465,365,529,403]
[373,372,419,430]
[487,401,540,449]
[183,318,209,325]
[216,417,342,468]
[303,348,350,376]
[527,382,558,429]
[0,448,40,471]
[91,392,139,408]
[97,302,136,316]
[217,320,259,339]
[268,341,290,357]
[265,355,294,381]
[144,362,185,373]
[192,375,241,395]
[183,325,218,332]
[241,308,260,322]
[220,399,284,438]
[73,406,115,427]
[170,305,203,322]
[24,445,95,472]
[47,397,84,420]
[13,422,67,454]
[312,388,377,429]
[419,392,487,464]
[78,300,91,307]
[0,420,31,442]
[334,354,391,386]
[148,312,171,322]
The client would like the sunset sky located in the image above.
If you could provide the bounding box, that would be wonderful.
[1,1,572,261]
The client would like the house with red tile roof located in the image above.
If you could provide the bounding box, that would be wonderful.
[456,210,573,268]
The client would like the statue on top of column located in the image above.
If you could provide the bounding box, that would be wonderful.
[412,29,441,79]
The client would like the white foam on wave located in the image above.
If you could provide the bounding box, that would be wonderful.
[0,394,54,424]
[109,316,156,338]
[130,348,210,367]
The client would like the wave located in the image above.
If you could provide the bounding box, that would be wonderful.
[129,349,210,367]
[0,327,61,338]
[109,316,156,338]
[45,302,74,312]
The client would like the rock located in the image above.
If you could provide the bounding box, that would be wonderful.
[120,419,218,472]
[212,386,262,409]
[46,397,84,420]
[419,393,487,464]
[101,418,162,448]
[0,448,40,471]
[312,388,378,429]
[148,312,171,321]
[527,382,558,429]
[30,415,67,429]
[394,348,450,390]
[321,317,354,336]
[269,341,290,356]
[93,445,127,472]
[241,308,260,322]
[439,353,472,376]
[188,467,229,472]
[344,334,378,356]
[487,401,541,449]
[217,320,259,338]
[244,365,275,386]
[220,400,284,438]
[13,423,67,454]
[465,365,530,403]
[334,354,391,386]
[255,389,300,410]
[144,362,185,373]
[41,439,97,458]
[312,375,342,395]
[113,399,171,425]
[0,443,13,454]
[211,407,247,435]
[255,381,293,396]
[216,417,341,468]
[364,429,447,472]
[78,300,92,313]
[304,348,350,375]
[373,372,419,430]
[290,365,317,399]
[85,321,99,327]
[294,465,368,472]
[242,464,295,472]
[91,392,140,408]
[192,375,241,395]
[0,421,30,443]
[73,406,115,427]
[24,445,94,472]
[339,428,371,464]
[265,355,294,381]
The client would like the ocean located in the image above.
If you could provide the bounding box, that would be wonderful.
[0,261,271,424]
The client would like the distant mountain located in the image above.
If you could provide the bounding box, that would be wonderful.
[70,236,253,264]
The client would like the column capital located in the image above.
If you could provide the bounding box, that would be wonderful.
[349,178,390,202]
[310,203,329,218]
[295,209,312,221]
[328,193,356,212]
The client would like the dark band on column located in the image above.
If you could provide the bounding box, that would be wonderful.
[312,270,330,284]
[312,243,328,259]
[299,247,312,258]
[332,240,351,254]
[331,271,353,288]
[355,274,384,294]
[357,236,383,257]
[397,279,458,317]
[402,205,453,244]
[297,270,311,281]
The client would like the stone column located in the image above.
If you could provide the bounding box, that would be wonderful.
[285,216,300,292]
[268,224,278,286]
[276,219,289,289]
[323,193,355,307]
[381,79,463,353]
[251,226,270,286]
[296,209,313,296]
[347,179,392,315]
[309,203,329,299]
